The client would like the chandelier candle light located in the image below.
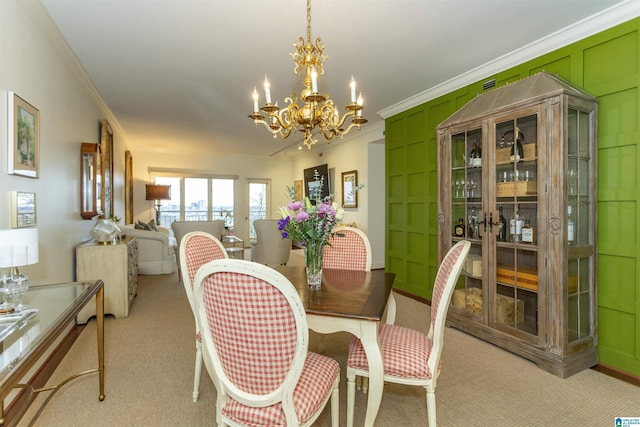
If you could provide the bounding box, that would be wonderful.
[249,0,367,149]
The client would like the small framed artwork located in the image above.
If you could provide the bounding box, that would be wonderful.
[11,191,36,228]
[293,180,303,201]
[8,92,39,178]
[304,163,329,204]
[342,170,358,208]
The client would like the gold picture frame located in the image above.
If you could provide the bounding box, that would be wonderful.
[8,92,39,178]
[11,191,36,228]
[100,119,114,219]
[293,180,303,201]
[342,170,358,208]
[125,150,133,224]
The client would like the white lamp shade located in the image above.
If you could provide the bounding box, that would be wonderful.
[0,228,39,268]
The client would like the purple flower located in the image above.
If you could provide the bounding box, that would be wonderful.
[317,201,335,218]
[278,217,290,230]
[288,201,303,211]
[281,231,289,239]
[294,211,310,222]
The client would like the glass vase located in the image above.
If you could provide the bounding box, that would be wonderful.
[304,243,325,289]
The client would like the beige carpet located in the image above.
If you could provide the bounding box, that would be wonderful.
[20,269,640,426]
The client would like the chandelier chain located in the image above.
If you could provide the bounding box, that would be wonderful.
[306,0,312,43]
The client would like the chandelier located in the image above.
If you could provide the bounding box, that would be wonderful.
[248,0,367,149]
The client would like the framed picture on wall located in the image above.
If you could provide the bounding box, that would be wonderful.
[8,92,39,178]
[125,150,133,224]
[304,163,329,203]
[11,191,36,228]
[100,119,114,219]
[342,170,358,208]
[293,180,303,201]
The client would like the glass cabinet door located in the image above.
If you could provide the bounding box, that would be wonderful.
[450,129,484,318]
[494,114,539,337]
[567,108,594,342]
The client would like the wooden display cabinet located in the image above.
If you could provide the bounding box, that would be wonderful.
[437,72,598,377]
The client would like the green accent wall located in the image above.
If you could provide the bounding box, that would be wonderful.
[386,18,640,376]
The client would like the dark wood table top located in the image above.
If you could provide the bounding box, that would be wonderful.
[274,266,395,322]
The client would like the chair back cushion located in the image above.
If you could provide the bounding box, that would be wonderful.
[431,241,468,326]
[323,227,371,271]
[204,271,298,394]
[183,232,228,291]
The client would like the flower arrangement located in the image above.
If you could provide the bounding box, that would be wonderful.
[278,170,362,287]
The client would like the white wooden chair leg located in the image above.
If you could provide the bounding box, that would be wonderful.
[346,367,356,427]
[426,387,437,426]
[362,376,369,394]
[331,381,340,427]
[193,341,202,402]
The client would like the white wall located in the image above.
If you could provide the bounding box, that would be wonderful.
[291,123,386,268]
[0,1,109,284]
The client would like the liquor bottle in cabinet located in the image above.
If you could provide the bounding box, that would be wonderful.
[437,71,598,378]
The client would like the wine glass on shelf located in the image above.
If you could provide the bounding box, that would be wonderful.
[467,178,477,198]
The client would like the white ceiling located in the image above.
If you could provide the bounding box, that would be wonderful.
[38,0,630,157]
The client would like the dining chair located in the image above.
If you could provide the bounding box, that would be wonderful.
[179,231,228,402]
[193,259,340,427]
[345,240,471,427]
[324,225,396,326]
[172,220,225,282]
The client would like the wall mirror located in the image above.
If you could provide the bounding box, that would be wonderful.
[81,142,102,219]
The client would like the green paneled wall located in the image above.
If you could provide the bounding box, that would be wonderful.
[385,18,640,376]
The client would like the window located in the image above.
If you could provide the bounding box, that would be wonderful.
[248,180,268,239]
[153,176,235,232]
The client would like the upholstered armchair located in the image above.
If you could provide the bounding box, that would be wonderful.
[120,224,176,275]
[250,219,291,266]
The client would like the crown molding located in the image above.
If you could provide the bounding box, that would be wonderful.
[378,0,640,119]
[22,0,126,138]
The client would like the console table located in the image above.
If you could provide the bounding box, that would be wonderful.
[76,237,138,323]
[0,280,105,426]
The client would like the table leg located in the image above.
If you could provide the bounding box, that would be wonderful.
[96,284,105,401]
[359,322,383,427]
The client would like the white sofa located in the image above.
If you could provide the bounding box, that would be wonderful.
[121,224,177,275]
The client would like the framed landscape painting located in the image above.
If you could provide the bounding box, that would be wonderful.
[342,170,358,208]
[8,92,39,178]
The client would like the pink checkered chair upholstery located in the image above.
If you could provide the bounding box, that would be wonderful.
[324,226,397,324]
[345,240,471,427]
[193,259,340,427]
[180,231,228,402]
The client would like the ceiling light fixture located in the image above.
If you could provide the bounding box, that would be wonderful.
[248,0,367,149]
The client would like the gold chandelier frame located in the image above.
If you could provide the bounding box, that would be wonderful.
[249,0,367,149]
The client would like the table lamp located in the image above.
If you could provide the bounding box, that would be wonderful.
[0,228,39,279]
[145,184,171,225]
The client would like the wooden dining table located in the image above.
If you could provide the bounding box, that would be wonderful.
[275,265,395,427]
